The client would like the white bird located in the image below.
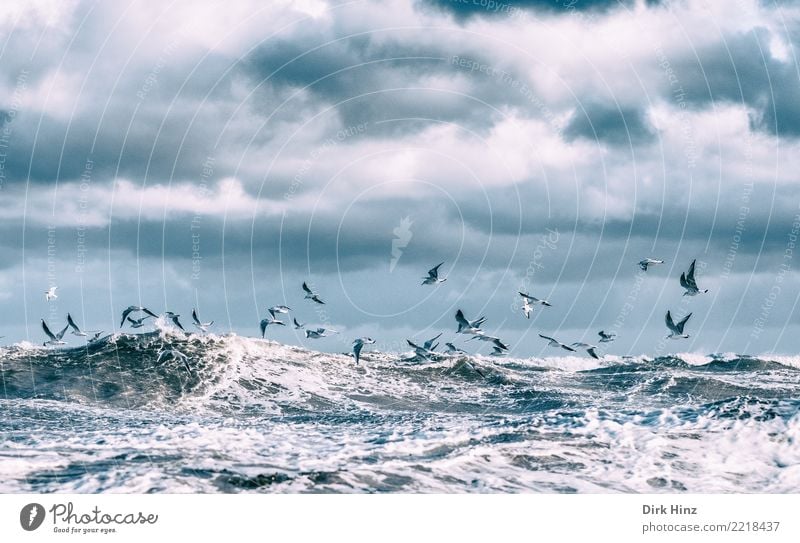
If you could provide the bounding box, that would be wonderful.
[44,286,58,301]
[305,327,336,339]
[120,306,158,328]
[421,262,447,285]
[164,312,186,332]
[680,259,708,296]
[538,334,576,352]
[191,309,214,333]
[521,297,533,319]
[571,342,601,360]
[598,330,616,343]
[352,337,376,365]
[41,319,69,346]
[406,339,436,359]
[469,333,509,351]
[518,292,551,307]
[302,282,325,304]
[127,315,153,328]
[665,310,692,339]
[269,305,291,315]
[455,309,486,335]
[445,342,467,355]
[638,258,665,271]
[260,314,286,337]
[157,348,191,372]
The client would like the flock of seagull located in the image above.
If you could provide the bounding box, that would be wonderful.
[34,257,707,372]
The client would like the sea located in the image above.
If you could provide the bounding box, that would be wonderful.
[1,329,798,493]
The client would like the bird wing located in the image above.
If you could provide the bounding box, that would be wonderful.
[260,319,268,337]
[120,308,133,327]
[192,309,201,326]
[406,339,422,350]
[428,262,444,278]
[687,259,697,282]
[455,310,470,331]
[676,312,692,334]
[302,282,312,295]
[679,272,691,290]
[142,308,159,319]
[587,346,600,359]
[423,332,442,350]
[41,320,57,341]
[519,291,533,301]
[492,338,509,350]
[538,334,556,343]
[172,316,186,331]
[665,311,678,334]
[353,342,363,364]
[56,324,70,340]
[67,314,80,333]
[561,343,576,352]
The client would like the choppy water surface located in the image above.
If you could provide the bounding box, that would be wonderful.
[1,330,798,493]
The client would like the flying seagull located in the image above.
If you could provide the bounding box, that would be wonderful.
[157,348,191,373]
[293,317,305,329]
[680,259,708,296]
[352,337,376,365]
[127,315,153,328]
[518,292,552,307]
[598,330,616,343]
[269,305,291,315]
[406,339,437,359]
[571,342,601,360]
[302,282,325,304]
[490,346,507,357]
[421,262,447,285]
[191,309,214,333]
[305,327,336,339]
[638,258,665,271]
[120,306,158,328]
[164,312,186,332]
[445,342,467,355]
[665,310,692,339]
[260,314,286,337]
[41,319,69,346]
[44,286,58,301]
[469,334,509,351]
[538,334,576,352]
[423,332,443,352]
[521,297,533,319]
[455,309,486,335]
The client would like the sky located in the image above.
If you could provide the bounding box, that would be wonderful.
[1,0,800,357]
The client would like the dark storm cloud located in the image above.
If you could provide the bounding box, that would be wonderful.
[563,102,656,145]
[419,0,663,21]
[676,27,800,137]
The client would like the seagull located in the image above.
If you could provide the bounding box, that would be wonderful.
[269,305,291,315]
[164,312,186,332]
[302,282,325,304]
[305,327,336,339]
[469,334,509,351]
[127,315,153,328]
[638,258,665,271]
[571,342,601,360]
[421,262,447,285]
[66,313,90,337]
[423,332,442,352]
[260,314,286,337]
[88,331,104,343]
[445,342,467,355]
[521,297,533,319]
[44,286,58,301]
[680,259,708,296]
[191,309,214,333]
[518,292,552,307]
[665,310,692,339]
[352,337,376,365]
[598,330,616,343]
[406,339,437,359]
[156,348,191,372]
[538,334,576,352]
[120,306,158,328]
[455,309,486,335]
[489,346,507,357]
[293,318,305,329]
[41,319,69,346]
